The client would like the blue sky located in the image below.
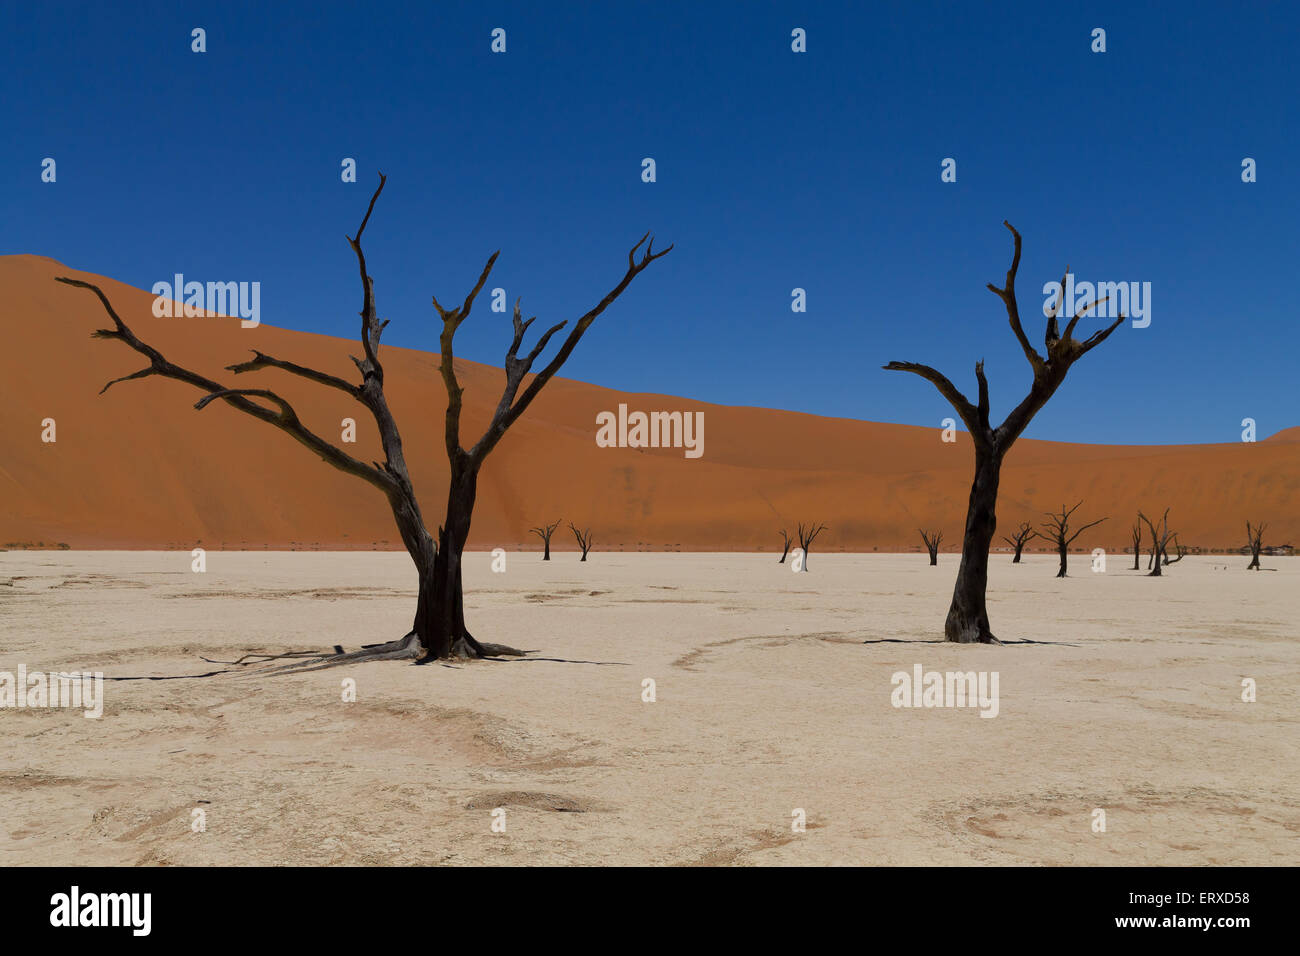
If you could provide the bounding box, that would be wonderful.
[4,0,1296,444]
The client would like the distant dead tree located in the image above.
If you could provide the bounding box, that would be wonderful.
[1038,502,1107,578]
[1001,521,1036,563]
[1138,509,1179,577]
[569,522,592,562]
[1130,520,1143,570]
[530,520,562,561]
[884,222,1125,642]
[57,174,670,665]
[796,522,827,571]
[777,529,792,564]
[918,528,943,566]
[1246,521,1266,570]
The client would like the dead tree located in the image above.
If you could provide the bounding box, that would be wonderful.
[1246,521,1266,570]
[1163,535,1187,565]
[569,522,592,562]
[1130,520,1143,570]
[530,520,562,561]
[796,522,827,571]
[777,529,792,564]
[1137,509,1178,577]
[884,222,1125,642]
[1038,502,1106,578]
[1001,521,1036,563]
[918,528,943,566]
[58,174,670,665]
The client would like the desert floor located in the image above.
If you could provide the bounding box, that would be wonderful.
[1,550,1296,866]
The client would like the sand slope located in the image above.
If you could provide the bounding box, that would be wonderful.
[2,254,1297,553]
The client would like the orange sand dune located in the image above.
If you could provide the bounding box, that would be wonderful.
[2,254,1297,554]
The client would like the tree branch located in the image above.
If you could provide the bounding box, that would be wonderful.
[881,361,985,441]
[347,173,388,382]
[467,232,672,461]
[226,350,361,398]
[56,276,392,493]
[985,221,1044,371]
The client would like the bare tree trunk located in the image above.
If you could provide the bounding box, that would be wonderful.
[778,529,791,564]
[884,221,1126,643]
[400,457,474,659]
[1138,510,1175,578]
[1002,521,1034,562]
[58,173,670,669]
[919,528,943,565]
[530,520,561,560]
[796,522,826,572]
[568,523,592,561]
[1039,502,1105,580]
[1246,521,1265,570]
[945,451,1000,643]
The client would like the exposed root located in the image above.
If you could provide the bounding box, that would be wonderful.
[437,630,529,662]
[109,629,533,681]
[261,631,424,675]
[200,649,339,666]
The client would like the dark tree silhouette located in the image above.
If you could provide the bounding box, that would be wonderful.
[530,520,562,561]
[569,522,592,562]
[918,528,943,566]
[777,529,792,564]
[1001,521,1036,563]
[884,222,1125,642]
[1246,521,1266,570]
[1038,501,1107,578]
[57,175,670,666]
[1130,520,1143,571]
[1162,536,1187,565]
[796,522,827,571]
[1138,509,1178,578]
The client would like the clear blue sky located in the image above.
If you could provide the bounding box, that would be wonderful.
[4,0,1296,444]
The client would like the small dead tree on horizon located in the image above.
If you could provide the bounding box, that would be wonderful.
[530,520,562,561]
[1130,520,1143,570]
[1001,521,1036,563]
[57,174,671,667]
[918,528,943,566]
[569,522,592,562]
[1038,502,1107,578]
[777,529,792,564]
[796,522,827,571]
[1138,509,1179,577]
[1246,521,1266,570]
[884,221,1125,642]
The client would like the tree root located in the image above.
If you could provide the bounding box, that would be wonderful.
[257,630,530,673]
[438,630,528,662]
[121,630,532,680]
[262,631,425,674]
